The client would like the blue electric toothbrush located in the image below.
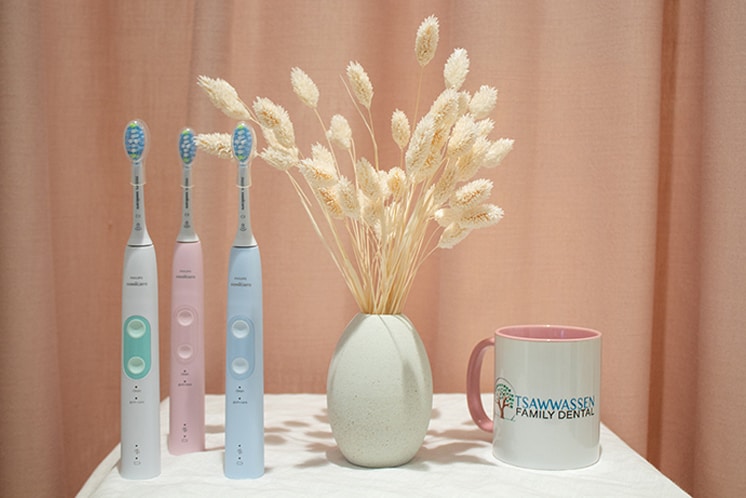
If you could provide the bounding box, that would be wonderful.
[224,122,264,479]
[121,119,160,479]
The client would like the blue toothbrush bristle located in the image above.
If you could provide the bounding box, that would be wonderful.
[124,120,147,161]
[232,123,253,163]
[179,128,197,165]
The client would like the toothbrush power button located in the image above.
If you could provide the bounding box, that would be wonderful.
[177,344,193,360]
[177,309,194,326]
[127,319,147,339]
[127,356,146,375]
[231,357,250,375]
[232,319,250,339]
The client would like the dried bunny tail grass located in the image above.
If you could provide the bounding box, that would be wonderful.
[195,132,233,160]
[355,157,382,199]
[475,118,495,137]
[447,115,477,158]
[417,149,444,184]
[315,186,344,219]
[346,61,374,109]
[291,67,319,108]
[405,114,436,180]
[434,207,458,228]
[469,85,498,120]
[455,135,490,181]
[482,138,514,168]
[438,223,472,249]
[450,178,493,210]
[327,114,352,150]
[391,109,411,149]
[458,91,472,116]
[425,118,453,176]
[426,88,461,136]
[415,15,439,67]
[444,48,470,90]
[335,176,360,219]
[430,88,461,123]
[197,15,513,313]
[458,203,504,229]
[197,76,251,120]
[377,169,392,200]
[430,164,458,206]
[299,144,338,187]
[386,167,408,199]
[311,142,336,167]
[299,158,334,188]
[253,97,296,148]
[253,97,282,128]
[259,145,299,171]
[360,196,384,236]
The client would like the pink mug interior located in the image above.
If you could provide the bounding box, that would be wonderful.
[497,325,600,342]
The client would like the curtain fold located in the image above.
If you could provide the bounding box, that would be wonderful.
[0,1,67,496]
[694,2,746,494]
[1,1,744,496]
[646,0,703,486]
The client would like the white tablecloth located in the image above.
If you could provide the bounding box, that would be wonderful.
[78,394,689,497]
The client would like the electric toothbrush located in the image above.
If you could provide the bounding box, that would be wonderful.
[121,119,160,479]
[168,128,205,455]
[224,122,264,479]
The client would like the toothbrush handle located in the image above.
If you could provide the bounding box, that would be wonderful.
[168,241,205,454]
[225,245,264,479]
[121,245,160,479]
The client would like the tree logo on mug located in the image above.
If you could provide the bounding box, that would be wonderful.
[494,378,516,421]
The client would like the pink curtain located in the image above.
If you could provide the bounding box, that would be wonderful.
[1,1,744,496]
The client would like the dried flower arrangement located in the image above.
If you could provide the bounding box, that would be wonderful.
[196,15,513,314]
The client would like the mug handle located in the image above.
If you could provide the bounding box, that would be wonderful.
[466,336,494,432]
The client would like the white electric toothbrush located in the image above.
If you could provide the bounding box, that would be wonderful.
[168,128,205,455]
[224,122,264,479]
[121,119,160,479]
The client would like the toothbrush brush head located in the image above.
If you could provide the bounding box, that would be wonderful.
[124,120,148,162]
[179,128,197,166]
[232,122,254,164]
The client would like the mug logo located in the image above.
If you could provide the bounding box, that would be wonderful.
[496,377,597,422]
[494,378,516,421]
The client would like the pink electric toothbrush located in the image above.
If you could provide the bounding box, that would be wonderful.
[121,119,160,479]
[168,128,205,454]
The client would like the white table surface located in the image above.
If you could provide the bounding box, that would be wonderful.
[78,394,689,497]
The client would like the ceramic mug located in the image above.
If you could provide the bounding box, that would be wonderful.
[466,325,602,470]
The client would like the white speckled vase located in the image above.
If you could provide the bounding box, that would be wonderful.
[326,313,433,468]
